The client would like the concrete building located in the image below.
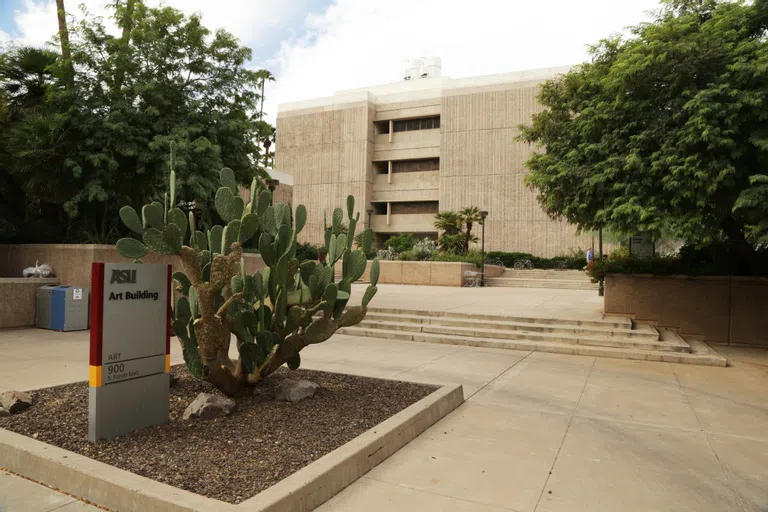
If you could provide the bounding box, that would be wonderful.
[275,59,594,256]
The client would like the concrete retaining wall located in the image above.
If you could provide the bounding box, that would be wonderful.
[0,244,266,288]
[334,260,505,287]
[0,278,60,328]
[605,274,768,346]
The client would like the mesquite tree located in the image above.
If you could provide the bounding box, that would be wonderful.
[115,167,379,395]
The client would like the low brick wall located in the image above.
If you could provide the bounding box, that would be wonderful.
[605,273,768,346]
[0,278,60,328]
[334,260,504,287]
[0,245,265,288]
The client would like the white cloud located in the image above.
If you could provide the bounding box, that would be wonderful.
[264,0,664,123]
[0,29,10,43]
[8,0,311,49]
[6,0,666,127]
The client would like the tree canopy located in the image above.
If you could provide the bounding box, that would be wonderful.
[520,0,768,266]
[0,0,271,243]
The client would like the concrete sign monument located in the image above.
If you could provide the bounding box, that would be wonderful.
[88,262,171,442]
[629,234,654,259]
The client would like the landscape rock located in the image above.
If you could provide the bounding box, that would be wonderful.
[1,390,33,414]
[0,407,10,418]
[182,393,235,420]
[275,379,319,403]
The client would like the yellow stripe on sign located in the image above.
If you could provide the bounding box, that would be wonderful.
[89,365,102,387]
[165,354,171,373]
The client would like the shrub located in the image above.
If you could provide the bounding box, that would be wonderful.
[295,242,319,262]
[486,251,584,270]
[354,231,377,259]
[411,237,438,261]
[384,233,416,253]
[430,250,484,267]
[586,242,768,283]
[377,246,398,261]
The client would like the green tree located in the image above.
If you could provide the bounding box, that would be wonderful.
[0,1,270,243]
[519,0,768,271]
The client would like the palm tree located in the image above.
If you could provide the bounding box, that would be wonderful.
[0,47,58,115]
[459,206,482,253]
[434,211,464,253]
[254,69,275,121]
[433,211,463,235]
[254,120,275,170]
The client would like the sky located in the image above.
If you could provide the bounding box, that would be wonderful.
[0,0,664,123]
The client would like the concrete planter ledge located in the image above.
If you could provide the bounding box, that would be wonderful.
[605,273,768,347]
[0,383,464,512]
[335,259,505,287]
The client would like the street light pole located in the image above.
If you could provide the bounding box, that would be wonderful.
[598,226,604,297]
[479,210,488,287]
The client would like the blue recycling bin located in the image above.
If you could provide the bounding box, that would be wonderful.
[36,285,90,332]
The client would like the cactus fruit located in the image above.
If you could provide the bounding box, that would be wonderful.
[115,153,377,395]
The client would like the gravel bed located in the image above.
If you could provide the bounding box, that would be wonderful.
[0,366,436,504]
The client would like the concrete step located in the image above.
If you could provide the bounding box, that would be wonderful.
[364,311,658,340]
[366,306,632,330]
[338,326,727,367]
[353,320,686,352]
[496,269,591,280]
[486,278,598,290]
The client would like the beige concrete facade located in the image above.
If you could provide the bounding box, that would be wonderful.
[276,66,595,256]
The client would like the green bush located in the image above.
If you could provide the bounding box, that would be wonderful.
[385,233,417,253]
[586,242,768,283]
[295,242,319,262]
[486,251,584,270]
[430,250,484,267]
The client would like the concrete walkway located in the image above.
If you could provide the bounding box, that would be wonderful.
[305,337,768,512]
[1,284,767,511]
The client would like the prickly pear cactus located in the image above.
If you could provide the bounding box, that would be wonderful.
[116,155,379,395]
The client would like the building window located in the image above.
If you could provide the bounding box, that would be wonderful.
[392,116,440,133]
[390,201,439,215]
[391,158,439,173]
[374,121,390,135]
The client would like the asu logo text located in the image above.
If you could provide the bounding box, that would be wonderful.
[110,269,137,284]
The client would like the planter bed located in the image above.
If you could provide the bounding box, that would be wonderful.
[0,366,437,506]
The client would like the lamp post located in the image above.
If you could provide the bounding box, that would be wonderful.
[479,210,488,287]
[598,226,604,297]
[367,209,374,229]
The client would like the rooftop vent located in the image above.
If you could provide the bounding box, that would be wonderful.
[403,57,441,81]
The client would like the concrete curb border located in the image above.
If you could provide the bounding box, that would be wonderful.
[0,384,464,512]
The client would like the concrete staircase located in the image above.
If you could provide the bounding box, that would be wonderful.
[339,307,727,367]
[485,269,598,290]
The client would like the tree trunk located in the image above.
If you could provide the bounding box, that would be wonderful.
[120,0,136,41]
[113,0,135,94]
[464,222,473,254]
[56,0,71,61]
[263,139,271,170]
[722,216,756,274]
[55,0,75,86]
[259,78,265,121]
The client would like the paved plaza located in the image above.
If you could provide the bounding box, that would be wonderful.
[1,285,767,511]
